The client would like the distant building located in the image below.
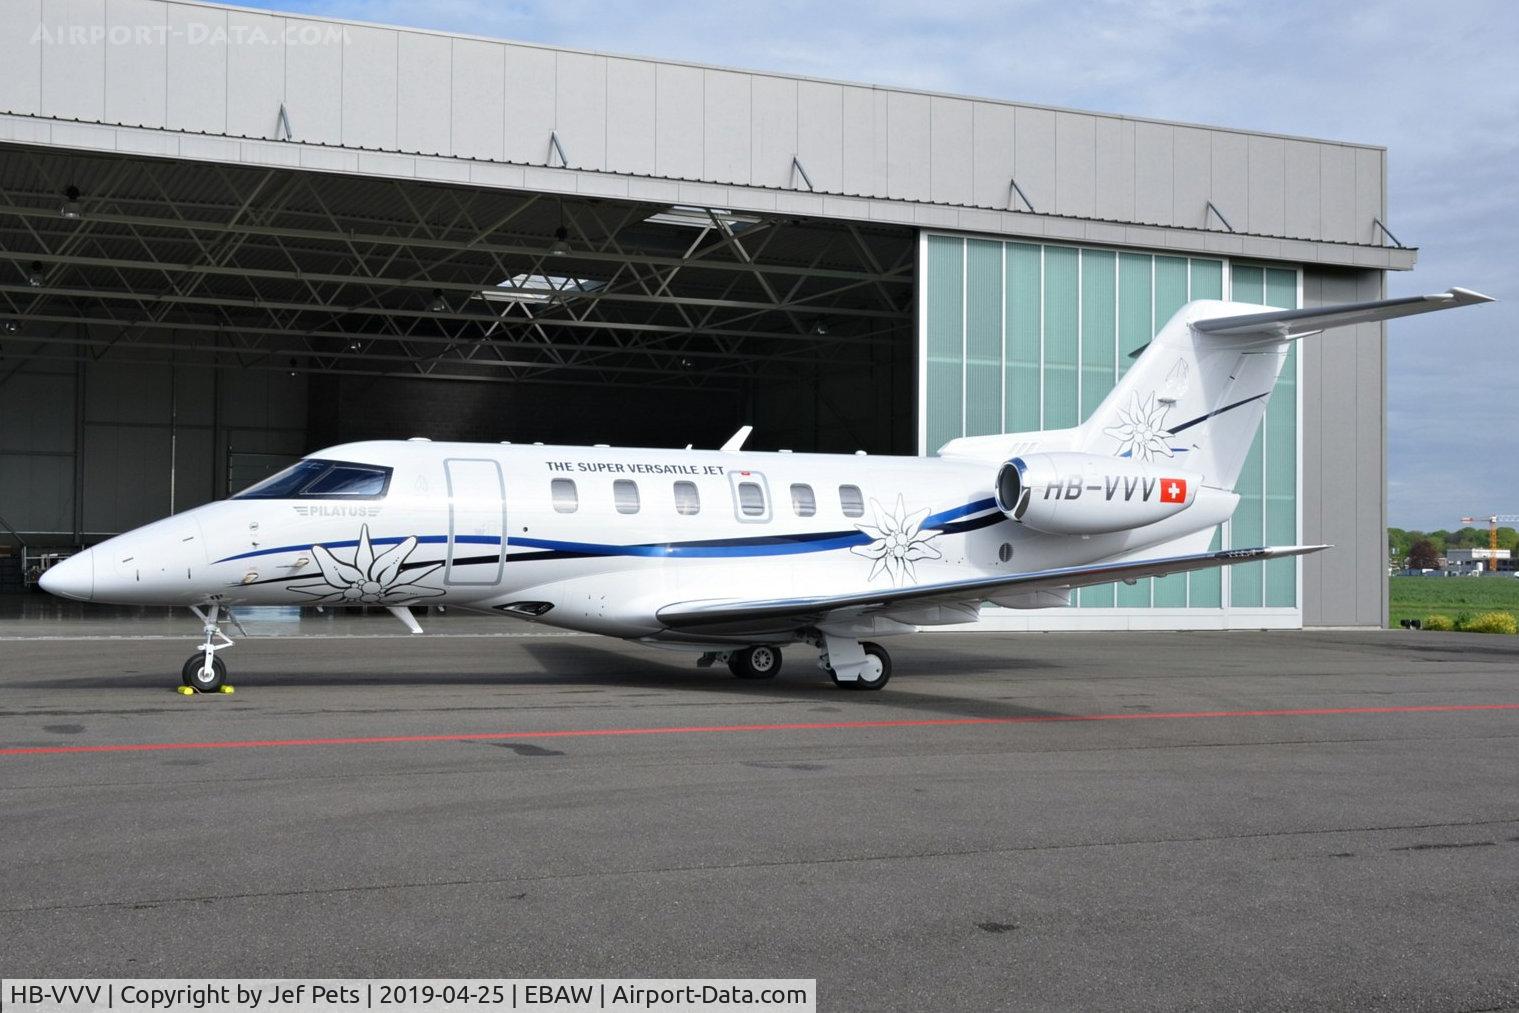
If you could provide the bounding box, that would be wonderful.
[1443,548,1513,575]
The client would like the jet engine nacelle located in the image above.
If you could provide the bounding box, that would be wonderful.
[994,453,1201,535]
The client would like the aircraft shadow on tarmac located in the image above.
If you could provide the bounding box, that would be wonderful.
[13,640,1073,721]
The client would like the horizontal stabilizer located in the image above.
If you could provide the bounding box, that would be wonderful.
[1193,287,1493,338]
[657,544,1329,633]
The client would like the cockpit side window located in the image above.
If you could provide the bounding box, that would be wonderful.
[303,465,391,498]
[231,459,393,500]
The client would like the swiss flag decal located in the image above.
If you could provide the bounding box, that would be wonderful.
[1160,478,1188,504]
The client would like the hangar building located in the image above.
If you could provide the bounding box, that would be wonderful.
[0,0,1413,628]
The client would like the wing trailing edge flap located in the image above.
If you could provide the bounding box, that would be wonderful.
[1193,287,1492,339]
[656,544,1330,632]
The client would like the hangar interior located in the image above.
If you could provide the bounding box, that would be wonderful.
[0,146,916,546]
[0,0,1414,627]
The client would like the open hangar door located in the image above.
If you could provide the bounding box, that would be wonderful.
[0,144,916,555]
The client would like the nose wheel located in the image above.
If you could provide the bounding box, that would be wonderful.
[177,603,236,695]
[181,653,228,692]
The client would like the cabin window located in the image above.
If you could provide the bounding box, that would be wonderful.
[673,480,701,516]
[613,479,641,514]
[232,459,392,500]
[790,483,816,517]
[839,484,865,518]
[551,478,578,513]
[736,482,766,518]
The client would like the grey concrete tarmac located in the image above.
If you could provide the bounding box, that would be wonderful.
[1,608,1517,1011]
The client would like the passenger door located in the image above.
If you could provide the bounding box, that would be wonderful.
[444,458,505,586]
[728,470,772,523]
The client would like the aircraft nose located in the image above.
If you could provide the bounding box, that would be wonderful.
[39,548,95,602]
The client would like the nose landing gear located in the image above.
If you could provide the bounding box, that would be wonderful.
[178,603,236,695]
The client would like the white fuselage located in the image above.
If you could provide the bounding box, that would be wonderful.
[42,288,1495,668]
[48,439,1233,646]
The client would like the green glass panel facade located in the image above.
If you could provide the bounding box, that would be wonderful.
[1219,264,1302,608]
[1077,249,1118,609]
[1153,256,1189,329]
[1114,251,1156,607]
[1004,244,1041,432]
[1189,527,1224,607]
[1148,257,1190,607]
[1117,252,1152,374]
[1080,249,1117,419]
[1230,432,1266,606]
[1265,268,1296,310]
[1232,264,1264,304]
[924,235,963,453]
[1184,258,1225,607]
[921,236,1298,617]
[1227,265,1268,607]
[1042,246,1079,428]
[1189,259,1223,300]
[964,240,1003,437]
[1264,268,1298,606]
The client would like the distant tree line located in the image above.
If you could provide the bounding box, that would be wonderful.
[1389,526,1519,569]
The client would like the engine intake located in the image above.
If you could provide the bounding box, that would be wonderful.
[995,453,1200,535]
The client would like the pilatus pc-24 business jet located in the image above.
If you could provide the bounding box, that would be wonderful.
[40,287,1492,693]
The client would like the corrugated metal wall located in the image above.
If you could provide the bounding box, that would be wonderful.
[0,350,307,540]
[0,0,1388,245]
[1300,266,1387,627]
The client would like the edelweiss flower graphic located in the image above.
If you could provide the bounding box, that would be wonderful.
[287,525,445,604]
[1102,392,1174,461]
[851,494,942,586]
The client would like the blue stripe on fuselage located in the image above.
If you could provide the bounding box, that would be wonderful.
[213,497,1005,564]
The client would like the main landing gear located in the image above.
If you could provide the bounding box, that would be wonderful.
[699,637,892,691]
[820,639,891,691]
[729,644,782,680]
[178,603,237,695]
[699,645,785,680]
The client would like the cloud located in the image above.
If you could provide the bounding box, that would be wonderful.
[240,0,1517,528]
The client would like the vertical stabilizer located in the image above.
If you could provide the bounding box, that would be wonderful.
[1076,287,1492,491]
[1076,300,1289,490]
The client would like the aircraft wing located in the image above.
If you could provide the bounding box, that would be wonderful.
[656,543,1328,634]
[1193,287,1493,338]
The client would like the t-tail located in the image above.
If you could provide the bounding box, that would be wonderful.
[939,285,1491,556]
[1072,287,1494,492]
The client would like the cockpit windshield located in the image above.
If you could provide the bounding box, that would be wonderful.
[231,459,393,500]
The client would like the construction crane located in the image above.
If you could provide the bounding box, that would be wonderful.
[1458,514,1519,571]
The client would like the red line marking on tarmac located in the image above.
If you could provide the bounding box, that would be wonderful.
[3,703,1518,758]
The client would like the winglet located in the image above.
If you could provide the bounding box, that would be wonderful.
[1446,287,1495,305]
[720,425,753,452]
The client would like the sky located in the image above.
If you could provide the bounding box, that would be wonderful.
[237,0,1518,530]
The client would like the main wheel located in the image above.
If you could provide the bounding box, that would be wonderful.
[180,653,227,692]
[825,642,892,690]
[728,645,783,680]
[856,642,891,690]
